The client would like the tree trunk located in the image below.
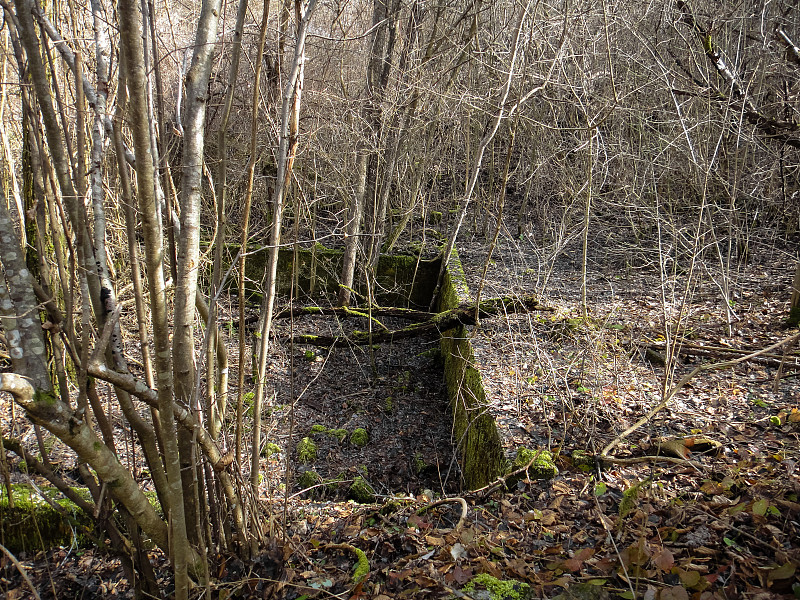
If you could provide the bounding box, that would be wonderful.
[172,0,222,550]
[117,0,192,592]
[251,0,318,493]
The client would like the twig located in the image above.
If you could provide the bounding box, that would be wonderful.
[592,495,636,600]
[0,542,43,600]
[642,339,800,369]
[467,451,547,502]
[89,304,122,365]
[441,583,478,599]
[696,506,782,554]
[416,497,469,531]
[603,331,800,458]
[774,336,798,392]
[599,454,704,472]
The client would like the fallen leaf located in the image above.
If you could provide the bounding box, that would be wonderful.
[678,569,702,589]
[450,542,467,561]
[653,548,675,572]
[752,499,769,517]
[563,548,595,572]
[452,565,472,585]
[660,585,690,600]
[766,562,796,584]
[425,535,445,547]
[541,509,558,526]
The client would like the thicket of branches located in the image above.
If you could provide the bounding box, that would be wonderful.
[0,0,799,595]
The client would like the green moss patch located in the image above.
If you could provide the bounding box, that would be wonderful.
[262,442,281,457]
[309,425,349,443]
[508,448,558,485]
[439,248,505,489]
[571,450,595,472]
[350,428,369,447]
[348,476,376,503]
[297,437,317,463]
[464,573,532,600]
[297,470,322,490]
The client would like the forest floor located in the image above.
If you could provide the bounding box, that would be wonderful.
[2,225,800,599]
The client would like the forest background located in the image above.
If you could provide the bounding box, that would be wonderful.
[1,0,800,597]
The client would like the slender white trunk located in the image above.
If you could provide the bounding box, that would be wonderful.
[252,0,318,490]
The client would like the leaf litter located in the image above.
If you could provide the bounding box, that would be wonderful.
[2,235,800,598]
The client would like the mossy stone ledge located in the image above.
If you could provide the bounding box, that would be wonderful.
[438,250,557,490]
[438,248,505,489]
[0,484,90,552]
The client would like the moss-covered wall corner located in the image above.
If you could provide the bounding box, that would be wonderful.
[438,248,505,489]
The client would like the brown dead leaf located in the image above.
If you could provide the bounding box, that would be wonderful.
[4,588,25,600]
[541,509,558,526]
[425,535,445,547]
[476,557,503,578]
[407,514,432,531]
[660,585,690,600]
[766,562,796,584]
[460,527,477,544]
[678,568,708,590]
[621,540,651,567]
[653,548,675,572]
[342,524,361,537]
[452,565,472,585]
[683,437,723,454]
[700,481,725,495]
[657,438,692,459]
[563,547,595,572]
[552,480,571,494]
[413,575,438,588]
[505,558,529,579]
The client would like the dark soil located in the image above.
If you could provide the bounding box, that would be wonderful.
[266,313,458,499]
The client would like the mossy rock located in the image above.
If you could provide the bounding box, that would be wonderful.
[297,437,317,463]
[413,453,429,475]
[348,476,376,503]
[262,442,281,458]
[309,425,348,443]
[571,450,596,472]
[329,428,348,443]
[507,448,558,486]
[350,428,369,447]
[416,348,442,362]
[297,470,322,491]
[463,573,532,600]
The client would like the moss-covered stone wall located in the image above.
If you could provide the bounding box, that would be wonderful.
[0,484,90,552]
[216,244,440,309]
[437,249,504,489]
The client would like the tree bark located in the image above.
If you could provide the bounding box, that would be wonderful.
[0,374,171,552]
